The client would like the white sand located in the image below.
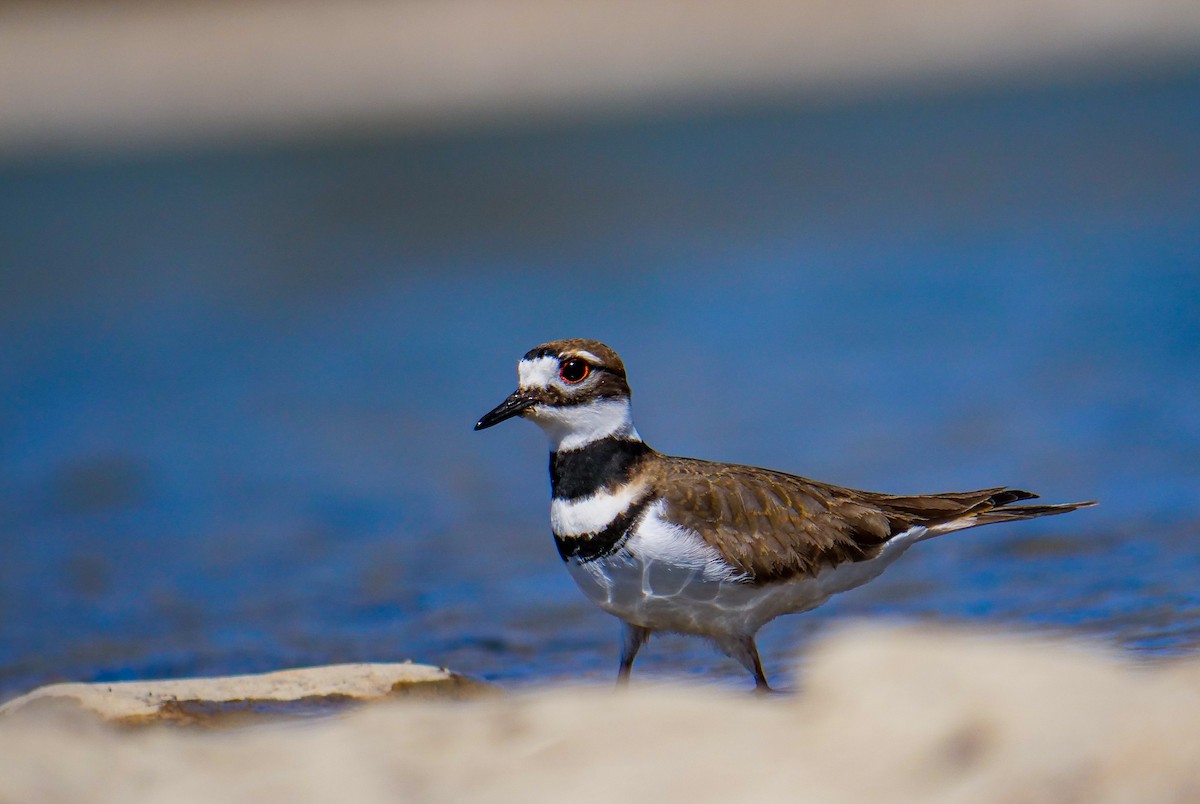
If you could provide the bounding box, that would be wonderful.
[3,624,1200,802]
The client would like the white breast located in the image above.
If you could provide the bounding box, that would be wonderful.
[550,482,647,536]
[627,500,746,583]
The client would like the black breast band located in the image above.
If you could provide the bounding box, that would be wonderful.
[554,496,653,562]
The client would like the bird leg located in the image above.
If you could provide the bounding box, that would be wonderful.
[617,623,651,686]
[715,635,772,693]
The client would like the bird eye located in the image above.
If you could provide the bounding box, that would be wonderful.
[559,358,591,384]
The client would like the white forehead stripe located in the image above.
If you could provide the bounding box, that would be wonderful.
[518,356,558,389]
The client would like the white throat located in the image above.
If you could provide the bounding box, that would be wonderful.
[530,397,641,452]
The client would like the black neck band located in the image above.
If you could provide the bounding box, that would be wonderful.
[549,438,651,501]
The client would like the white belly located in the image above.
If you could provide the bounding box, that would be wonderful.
[564,502,929,637]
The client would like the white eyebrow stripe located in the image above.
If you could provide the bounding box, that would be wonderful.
[573,350,601,363]
[518,356,558,389]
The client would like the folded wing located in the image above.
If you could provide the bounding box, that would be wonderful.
[652,455,1094,583]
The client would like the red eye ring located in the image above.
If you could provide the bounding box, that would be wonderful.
[559,358,591,384]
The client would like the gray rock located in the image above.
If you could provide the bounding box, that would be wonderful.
[0,662,493,727]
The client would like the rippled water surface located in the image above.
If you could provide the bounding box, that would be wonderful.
[2,71,1199,697]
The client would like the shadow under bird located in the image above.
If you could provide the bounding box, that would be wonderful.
[475,338,1095,691]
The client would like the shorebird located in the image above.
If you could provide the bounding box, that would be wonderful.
[475,338,1094,691]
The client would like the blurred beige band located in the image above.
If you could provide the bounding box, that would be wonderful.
[1,0,1198,155]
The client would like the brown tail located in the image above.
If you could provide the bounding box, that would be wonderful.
[972,498,1098,525]
[928,490,1096,534]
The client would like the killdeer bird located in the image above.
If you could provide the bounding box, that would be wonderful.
[475,338,1094,691]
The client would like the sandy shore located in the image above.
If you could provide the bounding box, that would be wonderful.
[1,0,1198,155]
[3,624,1199,802]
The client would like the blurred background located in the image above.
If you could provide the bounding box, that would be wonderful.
[1,0,1198,697]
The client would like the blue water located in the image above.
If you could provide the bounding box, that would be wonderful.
[2,70,1199,697]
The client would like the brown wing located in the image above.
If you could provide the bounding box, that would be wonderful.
[650,455,894,582]
[650,454,1087,583]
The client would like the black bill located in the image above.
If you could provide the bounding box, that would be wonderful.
[475,390,536,430]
